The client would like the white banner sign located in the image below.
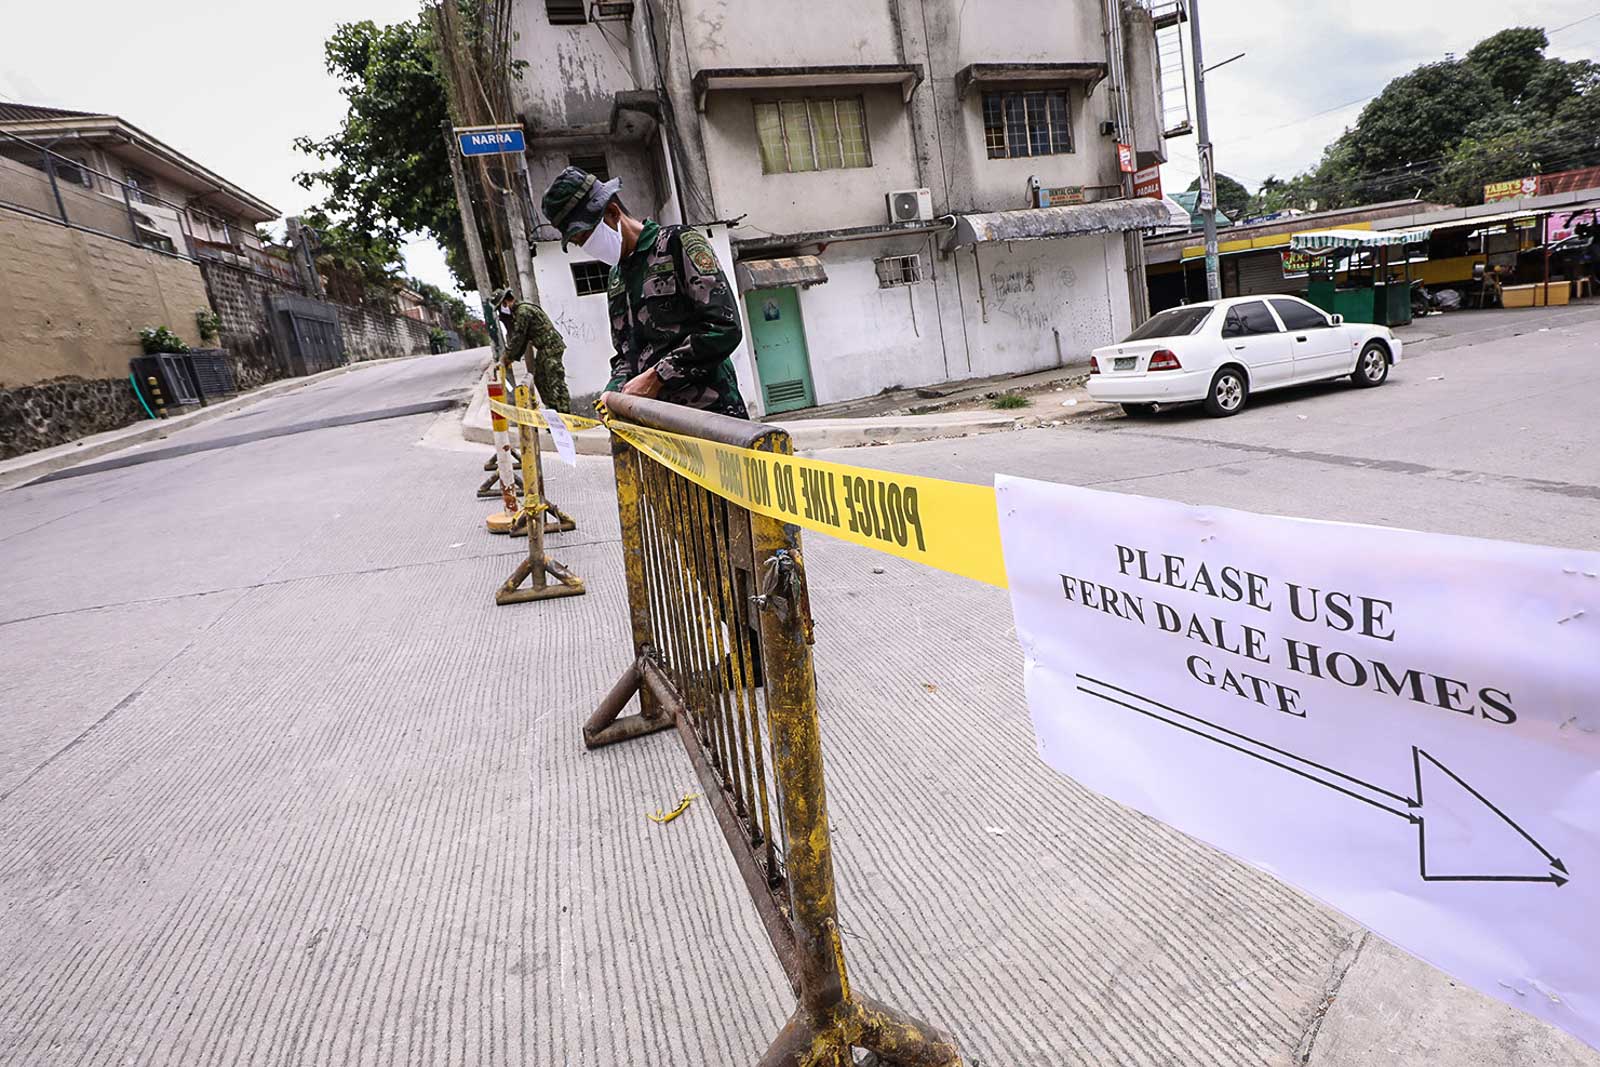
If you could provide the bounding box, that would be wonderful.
[997,475,1600,1049]
[542,408,578,467]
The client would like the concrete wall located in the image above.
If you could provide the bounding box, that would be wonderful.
[337,302,435,363]
[509,4,636,131]
[198,259,297,391]
[0,375,146,461]
[957,233,1128,376]
[701,86,920,235]
[755,233,1125,406]
[787,235,949,404]
[675,0,901,66]
[0,209,210,389]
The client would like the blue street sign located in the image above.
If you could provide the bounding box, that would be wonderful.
[457,126,526,157]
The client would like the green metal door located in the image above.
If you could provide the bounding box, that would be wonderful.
[744,287,815,414]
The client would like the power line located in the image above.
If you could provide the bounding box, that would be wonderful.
[1549,11,1600,34]
[1244,13,1600,140]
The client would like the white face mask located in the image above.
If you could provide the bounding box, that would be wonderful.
[581,216,624,268]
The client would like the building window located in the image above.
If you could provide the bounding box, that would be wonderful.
[124,167,156,203]
[547,0,586,24]
[24,152,92,188]
[982,89,1072,159]
[754,97,871,175]
[875,254,923,288]
[570,260,611,296]
[569,152,609,181]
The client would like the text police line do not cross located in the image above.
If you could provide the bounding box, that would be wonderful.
[610,423,1007,586]
[998,475,1600,1051]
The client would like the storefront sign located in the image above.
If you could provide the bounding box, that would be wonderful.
[1037,185,1086,207]
[1280,248,1323,277]
[1117,143,1135,174]
[1485,176,1538,203]
[1133,165,1162,200]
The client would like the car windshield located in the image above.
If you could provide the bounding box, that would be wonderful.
[1122,305,1213,342]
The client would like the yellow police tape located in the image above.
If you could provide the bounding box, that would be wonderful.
[485,396,1008,588]
[609,421,1008,589]
[488,397,603,433]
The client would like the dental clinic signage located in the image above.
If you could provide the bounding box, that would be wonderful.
[456,125,526,157]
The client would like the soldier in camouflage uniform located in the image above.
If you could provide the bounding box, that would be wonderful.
[493,287,571,414]
[539,166,748,419]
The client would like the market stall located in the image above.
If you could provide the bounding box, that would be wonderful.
[1290,227,1433,326]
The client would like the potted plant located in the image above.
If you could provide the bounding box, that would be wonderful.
[139,325,190,355]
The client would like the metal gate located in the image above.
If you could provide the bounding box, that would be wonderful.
[267,293,346,377]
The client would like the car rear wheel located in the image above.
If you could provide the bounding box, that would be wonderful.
[1121,402,1158,417]
[1353,342,1389,387]
[1204,366,1248,417]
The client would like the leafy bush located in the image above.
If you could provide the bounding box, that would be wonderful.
[195,309,221,344]
[992,393,1030,409]
[139,326,189,355]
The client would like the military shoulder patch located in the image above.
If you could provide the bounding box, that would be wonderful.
[679,230,721,275]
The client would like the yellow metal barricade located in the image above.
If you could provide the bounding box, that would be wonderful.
[493,365,584,605]
[587,393,962,1067]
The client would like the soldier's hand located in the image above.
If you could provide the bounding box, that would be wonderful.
[621,366,664,399]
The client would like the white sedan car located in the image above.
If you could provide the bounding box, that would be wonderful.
[1087,295,1402,417]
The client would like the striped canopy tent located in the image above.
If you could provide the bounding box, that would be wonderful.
[1290,227,1432,251]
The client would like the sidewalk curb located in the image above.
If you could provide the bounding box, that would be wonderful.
[0,353,434,491]
[455,367,1113,455]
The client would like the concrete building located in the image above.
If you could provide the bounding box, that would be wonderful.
[506,0,1176,415]
[0,104,279,265]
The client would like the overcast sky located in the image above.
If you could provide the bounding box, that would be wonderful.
[1161,0,1600,199]
[4,0,1599,295]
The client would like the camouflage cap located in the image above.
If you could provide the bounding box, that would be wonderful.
[491,287,515,310]
[541,165,622,251]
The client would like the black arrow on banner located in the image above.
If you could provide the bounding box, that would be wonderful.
[1075,674,1568,887]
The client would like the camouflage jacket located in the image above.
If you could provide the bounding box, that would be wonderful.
[502,300,564,366]
[605,221,748,419]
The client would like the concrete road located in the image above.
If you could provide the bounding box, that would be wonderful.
[815,303,1600,1066]
[1,316,1596,1067]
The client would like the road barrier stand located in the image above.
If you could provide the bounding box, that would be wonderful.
[476,451,521,499]
[484,379,521,524]
[585,393,962,1067]
[493,367,584,606]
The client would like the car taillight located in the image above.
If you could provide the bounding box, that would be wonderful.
[1089,356,1100,375]
[1148,349,1182,371]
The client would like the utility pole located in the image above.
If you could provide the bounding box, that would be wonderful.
[1102,0,1150,325]
[1189,0,1221,301]
[442,122,500,331]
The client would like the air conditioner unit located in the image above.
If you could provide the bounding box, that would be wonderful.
[886,188,934,224]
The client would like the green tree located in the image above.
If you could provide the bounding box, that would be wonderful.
[1467,27,1550,104]
[1187,172,1251,219]
[294,14,480,291]
[1277,25,1600,208]
[1337,59,1502,203]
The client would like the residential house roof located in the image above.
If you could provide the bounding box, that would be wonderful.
[0,102,280,222]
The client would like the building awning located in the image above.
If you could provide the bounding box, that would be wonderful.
[1291,227,1432,251]
[693,65,923,111]
[945,198,1172,248]
[735,255,829,293]
[954,62,1109,100]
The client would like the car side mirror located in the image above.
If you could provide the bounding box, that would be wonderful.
[1329,313,1344,325]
